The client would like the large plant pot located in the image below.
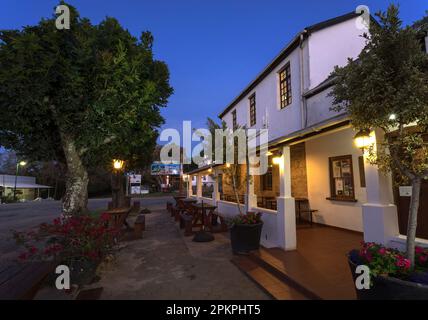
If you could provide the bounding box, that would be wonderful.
[348,250,428,300]
[230,222,263,255]
[69,259,99,286]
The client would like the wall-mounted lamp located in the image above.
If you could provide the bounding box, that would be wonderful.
[208,168,213,173]
[272,151,283,165]
[354,129,373,151]
[225,163,231,168]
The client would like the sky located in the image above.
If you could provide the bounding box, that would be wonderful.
[0,0,426,152]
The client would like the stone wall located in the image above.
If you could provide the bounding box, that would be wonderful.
[291,142,308,198]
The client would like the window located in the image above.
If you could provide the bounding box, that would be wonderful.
[261,164,273,191]
[279,63,292,108]
[218,174,223,194]
[328,155,356,201]
[232,110,237,129]
[249,94,256,126]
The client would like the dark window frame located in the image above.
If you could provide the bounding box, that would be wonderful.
[327,155,357,202]
[249,93,256,127]
[261,159,273,191]
[279,63,292,109]
[232,109,237,129]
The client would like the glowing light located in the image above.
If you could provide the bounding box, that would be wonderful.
[19,161,27,166]
[389,114,397,121]
[272,156,282,165]
[113,159,124,170]
[354,129,373,150]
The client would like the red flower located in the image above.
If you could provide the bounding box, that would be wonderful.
[419,255,428,264]
[415,246,424,254]
[18,252,28,261]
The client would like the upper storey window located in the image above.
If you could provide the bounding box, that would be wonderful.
[279,63,292,109]
[249,94,256,127]
[232,109,237,129]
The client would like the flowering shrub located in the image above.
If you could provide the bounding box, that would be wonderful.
[232,212,262,225]
[357,242,428,280]
[13,213,119,265]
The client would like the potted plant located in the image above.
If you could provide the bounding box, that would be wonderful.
[348,242,428,299]
[230,212,263,254]
[13,213,119,286]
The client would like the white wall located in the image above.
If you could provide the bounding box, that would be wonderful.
[305,87,346,127]
[222,47,303,142]
[305,127,366,231]
[307,18,367,89]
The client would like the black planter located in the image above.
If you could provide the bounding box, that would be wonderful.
[348,250,428,300]
[230,222,263,255]
[69,259,99,286]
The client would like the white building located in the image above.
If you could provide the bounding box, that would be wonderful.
[0,175,52,202]
[187,12,428,251]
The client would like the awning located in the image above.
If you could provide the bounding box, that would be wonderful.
[0,183,52,189]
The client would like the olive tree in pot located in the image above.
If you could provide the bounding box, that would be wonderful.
[330,5,428,298]
[223,127,263,255]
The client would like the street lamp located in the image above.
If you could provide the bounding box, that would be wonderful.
[113,159,124,171]
[13,160,27,201]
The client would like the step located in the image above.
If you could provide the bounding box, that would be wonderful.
[249,248,322,300]
[231,256,309,300]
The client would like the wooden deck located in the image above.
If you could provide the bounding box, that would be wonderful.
[232,223,363,300]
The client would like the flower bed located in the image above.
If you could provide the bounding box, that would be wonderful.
[13,213,120,285]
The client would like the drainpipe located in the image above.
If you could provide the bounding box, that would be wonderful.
[299,30,308,129]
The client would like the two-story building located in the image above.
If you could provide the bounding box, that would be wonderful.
[186,11,428,251]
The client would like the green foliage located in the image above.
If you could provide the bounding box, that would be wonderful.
[0,2,173,171]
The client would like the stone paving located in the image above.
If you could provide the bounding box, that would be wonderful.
[97,200,270,300]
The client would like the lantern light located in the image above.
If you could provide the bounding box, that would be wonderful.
[113,159,124,170]
[19,161,27,166]
[354,129,373,150]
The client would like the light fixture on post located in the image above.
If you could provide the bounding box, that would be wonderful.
[113,159,124,171]
[13,160,27,201]
[354,129,373,151]
[272,151,283,165]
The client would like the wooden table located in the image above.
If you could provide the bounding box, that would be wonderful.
[173,195,186,206]
[103,207,132,229]
[191,202,217,232]
[0,261,55,300]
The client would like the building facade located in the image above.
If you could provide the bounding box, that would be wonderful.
[186,12,428,251]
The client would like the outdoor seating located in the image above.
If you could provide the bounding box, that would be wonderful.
[134,214,145,239]
[295,198,318,226]
[0,261,55,300]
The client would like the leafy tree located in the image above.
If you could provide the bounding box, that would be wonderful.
[330,5,428,267]
[0,3,172,215]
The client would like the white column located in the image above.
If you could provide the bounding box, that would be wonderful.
[212,169,219,206]
[276,146,296,250]
[196,174,202,200]
[362,129,399,245]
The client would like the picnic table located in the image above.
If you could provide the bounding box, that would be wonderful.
[103,207,132,229]
[191,202,218,232]
[173,195,186,206]
[0,261,55,300]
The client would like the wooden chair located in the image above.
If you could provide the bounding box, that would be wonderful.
[296,199,318,226]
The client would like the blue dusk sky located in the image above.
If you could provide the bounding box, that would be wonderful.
[0,0,426,150]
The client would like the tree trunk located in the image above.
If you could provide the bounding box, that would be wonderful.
[406,177,421,268]
[61,134,89,216]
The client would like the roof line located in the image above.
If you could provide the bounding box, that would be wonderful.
[218,11,361,119]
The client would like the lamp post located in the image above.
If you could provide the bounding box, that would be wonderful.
[13,160,27,201]
[112,159,125,208]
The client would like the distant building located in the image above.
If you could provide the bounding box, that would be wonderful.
[0,175,52,202]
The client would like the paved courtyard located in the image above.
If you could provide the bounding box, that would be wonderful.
[0,197,166,261]
[97,201,270,300]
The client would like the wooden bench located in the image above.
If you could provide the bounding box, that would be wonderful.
[208,211,228,233]
[0,261,55,300]
[180,213,194,237]
[134,215,145,239]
